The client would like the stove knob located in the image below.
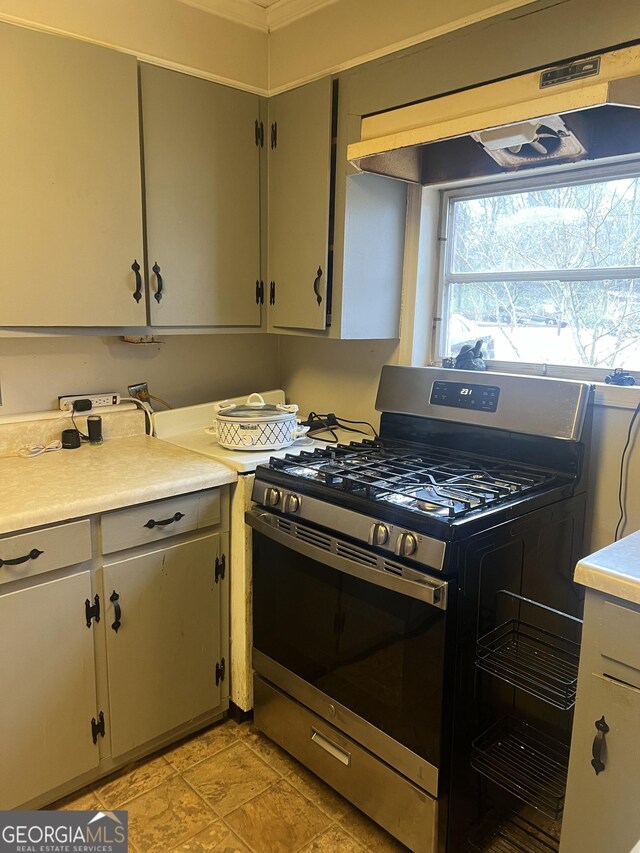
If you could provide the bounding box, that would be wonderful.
[265,487,281,507]
[284,493,301,514]
[368,523,389,546]
[395,531,418,557]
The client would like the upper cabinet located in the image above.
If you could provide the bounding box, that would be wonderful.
[0,24,146,327]
[267,78,408,339]
[140,65,262,328]
[0,22,405,338]
[268,78,333,331]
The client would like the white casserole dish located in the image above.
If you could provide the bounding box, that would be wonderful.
[210,393,309,451]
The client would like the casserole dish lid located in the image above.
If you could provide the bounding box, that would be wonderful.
[215,393,298,419]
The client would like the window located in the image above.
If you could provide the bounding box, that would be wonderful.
[436,164,640,375]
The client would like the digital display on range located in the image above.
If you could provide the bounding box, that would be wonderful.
[430,381,500,412]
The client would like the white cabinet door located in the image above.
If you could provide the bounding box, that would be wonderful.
[561,672,640,852]
[0,24,146,326]
[0,572,100,808]
[141,65,262,328]
[268,78,332,331]
[102,534,226,758]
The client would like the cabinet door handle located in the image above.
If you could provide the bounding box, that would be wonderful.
[110,590,121,633]
[131,259,143,303]
[152,262,163,303]
[270,281,276,305]
[0,548,43,568]
[591,715,609,775]
[143,511,185,529]
[256,280,261,304]
[270,121,277,149]
[313,266,323,305]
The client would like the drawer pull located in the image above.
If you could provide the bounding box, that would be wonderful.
[591,715,609,775]
[311,728,351,767]
[144,511,185,529]
[110,590,122,633]
[0,548,43,568]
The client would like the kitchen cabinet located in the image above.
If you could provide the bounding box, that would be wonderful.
[268,78,333,331]
[267,77,407,338]
[561,590,640,852]
[0,486,229,809]
[0,23,146,327]
[140,65,263,328]
[103,533,228,757]
[0,572,100,809]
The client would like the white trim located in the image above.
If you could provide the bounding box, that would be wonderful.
[177,0,268,32]
[268,0,341,31]
[0,13,270,95]
[175,0,341,33]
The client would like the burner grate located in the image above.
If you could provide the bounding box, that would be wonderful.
[269,441,559,520]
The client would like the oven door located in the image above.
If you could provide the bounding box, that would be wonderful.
[247,508,452,797]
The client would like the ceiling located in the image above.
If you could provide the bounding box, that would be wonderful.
[177,0,339,31]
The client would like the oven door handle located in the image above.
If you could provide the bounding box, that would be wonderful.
[246,509,448,609]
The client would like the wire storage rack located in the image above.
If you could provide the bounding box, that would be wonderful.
[476,591,582,710]
[469,812,560,852]
[471,717,570,820]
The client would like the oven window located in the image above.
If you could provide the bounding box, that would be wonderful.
[252,531,448,769]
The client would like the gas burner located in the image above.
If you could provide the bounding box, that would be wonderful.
[264,441,558,521]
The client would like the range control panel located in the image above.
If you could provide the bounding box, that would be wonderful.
[430,380,500,413]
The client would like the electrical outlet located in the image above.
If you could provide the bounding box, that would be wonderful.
[58,393,121,411]
[128,382,149,401]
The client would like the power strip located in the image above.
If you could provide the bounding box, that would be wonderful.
[58,393,121,411]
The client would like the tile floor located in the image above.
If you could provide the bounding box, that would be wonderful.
[52,717,409,853]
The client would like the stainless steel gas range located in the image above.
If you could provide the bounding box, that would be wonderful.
[248,366,593,853]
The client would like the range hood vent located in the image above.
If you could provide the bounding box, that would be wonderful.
[348,47,640,185]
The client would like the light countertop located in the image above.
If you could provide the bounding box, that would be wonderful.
[575,530,640,605]
[0,435,237,536]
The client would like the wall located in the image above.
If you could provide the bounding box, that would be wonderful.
[0,0,268,91]
[268,0,539,92]
[0,335,279,414]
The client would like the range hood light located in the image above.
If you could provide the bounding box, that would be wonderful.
[470,115,587,169]
[475,122,542,151]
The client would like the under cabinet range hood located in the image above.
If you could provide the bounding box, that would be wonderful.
[347,46,640,185]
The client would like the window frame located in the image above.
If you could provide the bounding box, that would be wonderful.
[432,157,640,382]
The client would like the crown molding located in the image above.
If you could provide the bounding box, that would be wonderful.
[268,0,340,31]
[176,0,339,32]
[177,0,268,31]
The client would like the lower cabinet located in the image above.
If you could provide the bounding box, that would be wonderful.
[0,572,100,808]
[0,487,229,810]
[561,590,640,852]
[103,533,228,757]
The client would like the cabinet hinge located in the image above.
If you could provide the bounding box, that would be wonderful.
[215,554,226,583]
[85,594,100,628]
[215,658,226,686]
[270,281,276,305]
[91,711,105,744]
[255,119,264,148]
[270,121,277,149]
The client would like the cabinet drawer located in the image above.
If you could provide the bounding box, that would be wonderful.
[101,490,221,554]
[600,600,640,673]
[0,520,91,586]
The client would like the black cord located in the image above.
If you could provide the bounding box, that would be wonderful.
[303,411,379,440]
[614,401,640,541]
[71,409,89,441]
